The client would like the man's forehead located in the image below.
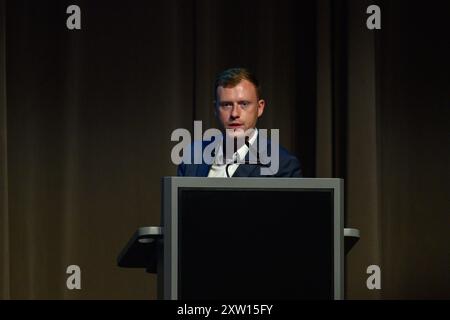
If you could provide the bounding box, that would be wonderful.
[217,80,257,99]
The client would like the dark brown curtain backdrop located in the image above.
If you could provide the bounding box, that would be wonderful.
[316,0,450,299]
[375,1,450,298]
[1,0,449,299]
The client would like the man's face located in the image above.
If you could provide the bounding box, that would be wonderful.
[215,79,265,138]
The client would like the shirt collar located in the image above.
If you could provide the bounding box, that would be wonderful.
[214,128,258,165]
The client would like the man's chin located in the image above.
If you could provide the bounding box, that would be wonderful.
[224,128,246,139]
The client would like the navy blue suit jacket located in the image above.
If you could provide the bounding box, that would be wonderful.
[177,139,302,177]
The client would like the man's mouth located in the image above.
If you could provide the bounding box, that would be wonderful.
[227,123,244,128]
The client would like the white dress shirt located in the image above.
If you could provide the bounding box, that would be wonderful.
[208,129,258,178]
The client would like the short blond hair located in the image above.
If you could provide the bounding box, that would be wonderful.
[214,68,261,103]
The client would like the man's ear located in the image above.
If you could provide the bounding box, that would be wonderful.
[257,99,265,117]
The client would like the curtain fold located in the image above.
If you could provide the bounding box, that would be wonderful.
[0,0,10,300]
[344,0,382,300]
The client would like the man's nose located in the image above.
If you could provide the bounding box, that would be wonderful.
[230,103,241,118]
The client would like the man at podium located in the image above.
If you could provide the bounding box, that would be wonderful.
[177,67,302,177]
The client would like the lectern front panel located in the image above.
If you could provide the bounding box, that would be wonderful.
[178,188,333,299]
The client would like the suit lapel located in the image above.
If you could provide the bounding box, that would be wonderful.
[232,164,259,177]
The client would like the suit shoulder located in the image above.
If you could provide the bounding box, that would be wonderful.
[272,143,302,177]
